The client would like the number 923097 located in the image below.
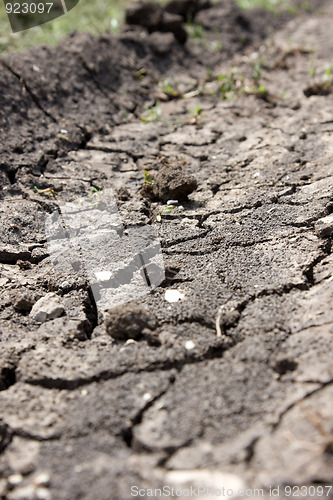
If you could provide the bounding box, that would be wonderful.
[5,3,54,14]
[284,485,332,497]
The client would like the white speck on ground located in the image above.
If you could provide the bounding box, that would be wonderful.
[185,340,196,350]
[94,271,112,281]
[165,290,185,303]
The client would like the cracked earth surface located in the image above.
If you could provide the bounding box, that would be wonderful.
[0,1,333,499]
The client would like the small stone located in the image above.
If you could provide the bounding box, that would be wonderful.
[299,128,307,139]
[30,293,65,323]
[185,340,195,350]
[105,302,156,340]
[33,472,50,487]
[14,293,36,313]
[116,185,130,201]
[36,488,52,500]
[165,289,185,303]
[17,260,32,270]
[315,214,333,238]
[30,247,48,264]
[7,474,23,487]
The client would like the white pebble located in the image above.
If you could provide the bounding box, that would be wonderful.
[185,340,196,350]
[94,271,112,281]
[36,488,52,500]
[165,290,185,303]
[33,472,50,487]
[8,474,23,487]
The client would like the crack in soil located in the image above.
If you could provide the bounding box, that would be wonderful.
[121,372,177,450]
[271,379,333,433]
[23,337,231,391]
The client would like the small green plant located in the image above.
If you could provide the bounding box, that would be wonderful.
[88,186,104,207]
[246,60,267,96]
[155,205,175,223]
[91,186,103,194]
[214,41,223,53]
[144,170,154,186]
[308,55,317,78]
[324,66,332,78]
[188,106,203,120]
[186,21,205,40]
[322,66,333,90]
[217,68,242,100]
[300,1,313,12]
[140,101,162,123]
[160,77,180,98]
[252,62,262,86]
[34,186,55,196]
[135,67,147,80]
[206,68,214,81]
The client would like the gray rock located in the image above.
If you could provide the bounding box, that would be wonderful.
[14,292,37,313]
[315,214,333,238]
[30,293,65,323]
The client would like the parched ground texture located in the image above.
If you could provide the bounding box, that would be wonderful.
[0,1,333,499]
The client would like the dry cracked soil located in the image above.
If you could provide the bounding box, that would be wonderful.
[0,0,333,499]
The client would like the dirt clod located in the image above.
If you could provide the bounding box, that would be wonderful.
[143,158,198,202]
[14,293,36,313]
[125,1,188,43]
[105,302,157,340]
